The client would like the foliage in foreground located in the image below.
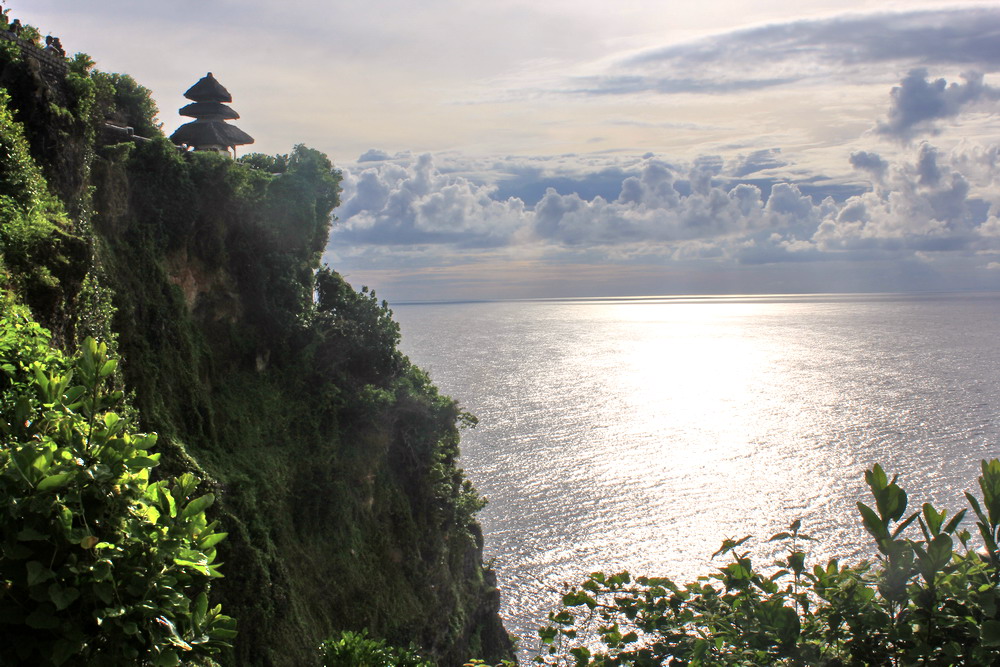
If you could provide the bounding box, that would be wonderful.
[319,629,433,667]
[317,629,518,667]
[539,461,1000,666]
[0,314,234,665]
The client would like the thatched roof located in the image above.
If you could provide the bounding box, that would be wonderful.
[183,72,232,103]
[170,119,254,148]
[179,101,240,120]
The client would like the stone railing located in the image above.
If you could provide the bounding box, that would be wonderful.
[0,29,68,78]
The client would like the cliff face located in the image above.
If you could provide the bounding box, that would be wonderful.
[0,32,512,667]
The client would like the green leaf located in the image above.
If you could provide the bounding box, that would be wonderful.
[126,456,160,469]
[51,638,83,666]
[207,626,238,641]
[193,592,208,627]
[26,561,55,586]
[14,395,31,424]
[890,510,920,539]
[25,608,60,629]
[37,472,73,491]
[983,620,1000,647]
[944,509,967,535]
[99,358,117,378]
[155,484,177,517]
[858,502,888,542]
[64,385,86,405]
[866,463,888,490]
[928,532,953,569]
[48,584,80,611]
[91,559,113,581]
[93,581,114,605]
[153,649,180,667]
[58,506,73,534]
[17,526,49,541]
[197,532,228,550]
[180,493,215,520]
[923,503,945,535]
[788,551,806,576]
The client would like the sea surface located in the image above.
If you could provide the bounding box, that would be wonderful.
[391,293,1000,656]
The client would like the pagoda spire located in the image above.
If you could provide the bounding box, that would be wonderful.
[170,73,254,157]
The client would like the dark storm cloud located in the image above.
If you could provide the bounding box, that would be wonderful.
[573,7,1000,96]
[875,69,1000,141]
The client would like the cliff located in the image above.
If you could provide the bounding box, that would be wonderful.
[0,25,512,667]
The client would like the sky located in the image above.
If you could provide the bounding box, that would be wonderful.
[16,0,1000,301]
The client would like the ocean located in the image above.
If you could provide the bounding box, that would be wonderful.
[391,293,1000,656]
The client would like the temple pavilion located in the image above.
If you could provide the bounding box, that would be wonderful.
[170,72,254,157]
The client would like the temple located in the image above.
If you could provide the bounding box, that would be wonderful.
[170,72,254,157]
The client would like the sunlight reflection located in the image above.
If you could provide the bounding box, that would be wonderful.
[392,294,1000,658]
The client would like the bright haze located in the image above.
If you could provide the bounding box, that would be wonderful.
[21,0,1000,301]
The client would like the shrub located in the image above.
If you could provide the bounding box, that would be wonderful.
[237,152,288,174]
[538,461,1000,665]
[0,314,235,665]
[319,630,432,667]
[91,71,162,139]
[312,267,404,388]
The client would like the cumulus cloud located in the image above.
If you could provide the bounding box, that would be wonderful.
[357,149,392,162]
[876,69,1000,140]
[334,153,528,248]
[331,139,1000,278]
[849,151,890,181]
[812,143,986,254]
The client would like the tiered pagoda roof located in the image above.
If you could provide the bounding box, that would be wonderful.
[169,73,254,155]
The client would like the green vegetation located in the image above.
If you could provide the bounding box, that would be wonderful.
[539,462,1000,666]
[0,13,511,666]
[91,71,162,139]
[12,10,1000,667]
[0,87,84,323]
[319,630,433,667]
[0,314,234,665]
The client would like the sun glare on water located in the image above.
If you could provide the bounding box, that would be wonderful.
[394,294,1000,656]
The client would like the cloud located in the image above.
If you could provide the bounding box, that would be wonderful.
[811,143,988,254]
[875,69,1000,140]
[331,138,1000,276]
[567,7,1000,97]
[357,149,392,162]
[568,75,797,96]
[329,61,1000,282]
[492,166,634,206]
[729,149,787,178]
[334,153,528,248]
[849,151,889,181]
